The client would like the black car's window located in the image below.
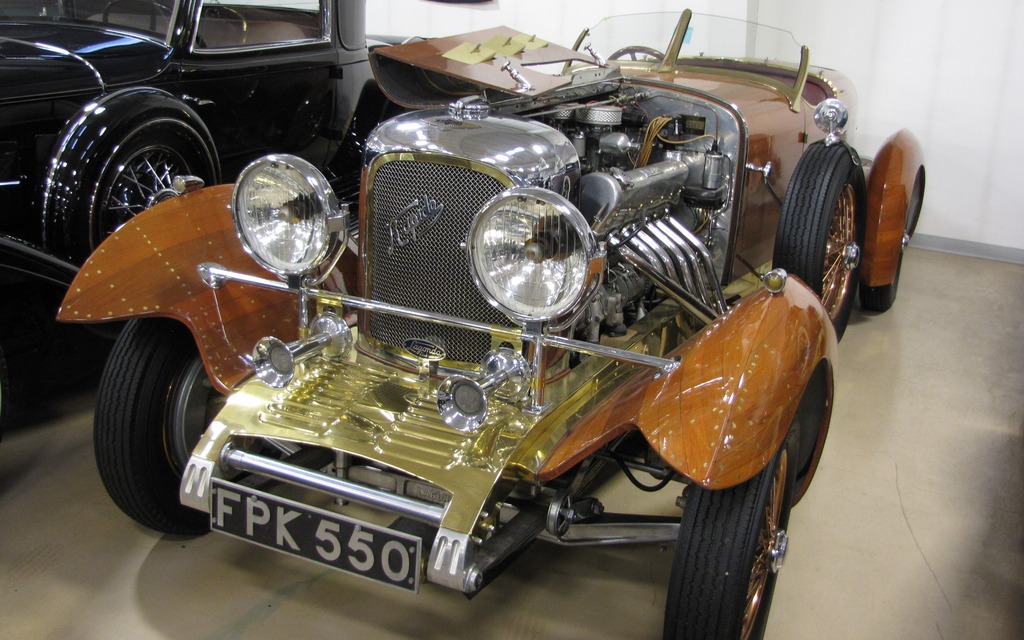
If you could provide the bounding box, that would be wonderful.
[8,0,180,41]
[194,0,326,51]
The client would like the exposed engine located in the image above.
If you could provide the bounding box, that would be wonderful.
[363,85,741,363]
[534,91,736,323]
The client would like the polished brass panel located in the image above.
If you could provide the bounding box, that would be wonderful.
[194,293,686,537]
[195,340,540,536]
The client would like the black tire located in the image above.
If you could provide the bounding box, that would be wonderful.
[664,428,798,640]
[859,168,925,312]
[87,123,211,256]
[774,142,866,339]
[94,319,222,535]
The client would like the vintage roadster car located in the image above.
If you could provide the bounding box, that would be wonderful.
[59,9,924,639]
[0,0,381,262]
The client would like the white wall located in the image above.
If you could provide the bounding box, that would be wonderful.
[367,0,1024,259]
[758,0,1024,259]
[366,0,752,46]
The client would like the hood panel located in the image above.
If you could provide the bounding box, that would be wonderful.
[0,22,171,102]
[370,26,615,109]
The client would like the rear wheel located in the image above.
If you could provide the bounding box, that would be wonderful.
[774,142,866,339]
[664,428,798,640]
[94,319,222,535]
[90,124,210,254]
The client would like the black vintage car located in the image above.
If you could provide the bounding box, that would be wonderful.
[0,0,383,263]
[0,235,79,435]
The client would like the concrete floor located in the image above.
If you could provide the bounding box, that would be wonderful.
[0,247,1021,639]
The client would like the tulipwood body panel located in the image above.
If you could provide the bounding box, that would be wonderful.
[862,129,925,287]
[57,186,300,393]
[538,277,837,490]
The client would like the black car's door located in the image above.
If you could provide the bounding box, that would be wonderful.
[175,0,349,178]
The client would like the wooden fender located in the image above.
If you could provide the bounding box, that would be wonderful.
[57,185,300,394]
[539,276,837,490]
[861,129,925,287]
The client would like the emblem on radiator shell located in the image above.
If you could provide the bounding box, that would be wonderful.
[387,194,444,254]
[403,338,447,361]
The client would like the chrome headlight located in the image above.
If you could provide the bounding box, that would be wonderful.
[232,154,344,276]
[468,187,603,324]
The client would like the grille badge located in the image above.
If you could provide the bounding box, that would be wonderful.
[403,338,447,361]
[387,194,444,254]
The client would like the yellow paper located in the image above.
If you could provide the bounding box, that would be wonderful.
[443,41,497,64]
[484,35,527,57]
[513,33,548,50]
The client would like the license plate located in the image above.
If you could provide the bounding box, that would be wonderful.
[211,479,421,592]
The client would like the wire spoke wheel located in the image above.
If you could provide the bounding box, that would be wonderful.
[101,145,185,236]
[664,431,797,640]
[820,184,856,319]
[742,449,788,639]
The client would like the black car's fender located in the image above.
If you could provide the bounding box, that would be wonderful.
[41,86,220,262]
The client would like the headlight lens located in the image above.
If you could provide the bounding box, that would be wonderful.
[468,187,602,323]
[232,154,343,276]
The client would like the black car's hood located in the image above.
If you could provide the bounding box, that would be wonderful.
[0,22,172,103]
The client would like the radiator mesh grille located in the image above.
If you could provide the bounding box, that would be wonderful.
[366,158,514,364]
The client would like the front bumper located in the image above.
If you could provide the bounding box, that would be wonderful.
[180,351,547,592]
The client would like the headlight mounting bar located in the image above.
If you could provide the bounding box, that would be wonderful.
[199,262,681,406]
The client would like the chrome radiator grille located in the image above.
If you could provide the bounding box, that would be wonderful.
[366,157,514,364]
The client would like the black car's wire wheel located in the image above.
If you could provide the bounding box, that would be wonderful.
[90,124,209,253]
[94,319,222,535]
[859,168,925,312]
[664,427,798,640]
[42,89,219,264]
[774,141,866,339]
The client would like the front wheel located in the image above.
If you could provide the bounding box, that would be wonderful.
[774,142,866,339]
[94,319,222,535]
[664,429,798,640]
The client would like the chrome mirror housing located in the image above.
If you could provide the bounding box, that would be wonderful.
[814,98,849,146]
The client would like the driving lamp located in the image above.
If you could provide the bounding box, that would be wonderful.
[232,154,345,276]
[467,187,603,324]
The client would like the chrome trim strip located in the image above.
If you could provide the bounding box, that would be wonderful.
[221,446,446,526]
[0,38,105,91]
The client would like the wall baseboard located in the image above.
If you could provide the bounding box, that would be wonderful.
[910,234,1024,265]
